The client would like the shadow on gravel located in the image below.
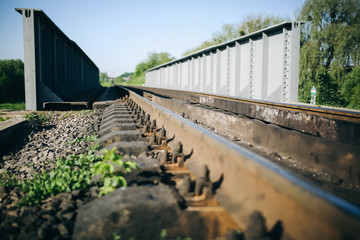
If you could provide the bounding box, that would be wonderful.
[0,122,56,161]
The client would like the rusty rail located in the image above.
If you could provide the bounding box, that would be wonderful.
[124,87,360,240]
[125,86,360,147]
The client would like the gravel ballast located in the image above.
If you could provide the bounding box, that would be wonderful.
[0,110,102,240]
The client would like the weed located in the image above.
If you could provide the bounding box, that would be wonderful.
[24,113,48,124]
[24,113,37,122]
[70,134,98,145]
[79,110,93,115]
[89,142,99,151]
[0,171,21,189]
[3,147,136,206]
[60,113,68,120]
[2,134,136,206]
[38,113,49,123]
[112,232,121,240]
[16,150,102,206]
[160,229,167,240]
[93,148,138,196]
[0,116,11,122]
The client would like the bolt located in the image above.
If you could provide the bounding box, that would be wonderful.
[150,120,157,133]
[140,110,146,124]
[156,128,167,145]
[171,141,185,167]
[173,141,182,153]
[144,121,151,133]
[136,111,141,120]
[245,211,269,240]
[149,134,156,145]
[159,150,168,164]
[144,114,151,125]
[178,175,191,196]
[194,165,212,198]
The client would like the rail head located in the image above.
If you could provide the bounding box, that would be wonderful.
[124,87,360,239]
[124,86,360,148]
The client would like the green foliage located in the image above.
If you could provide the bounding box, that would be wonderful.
[183,15,286,56]
[93,148,138,196]
[100,72,135,87]
[213,15,286,44]
[0,102,25,110]
[121,74,145,86]
[120,72,134,78]
[0,171,21,189]
[160,229,167,240]
[24,113,36,122]
[112,232,121,240]
[24,113,49,124]
[99,72,114,87]
[0,116,11,122]
[114,72,135,85]
[120,52,173,86]
[0,134,137,206]
[315,68,343,106]
[18,150,102,206]
[342,67,360,109]
[70,134,98,145]
[0,59,24,103]
[100,80,114,88]
[38,113,48,123]
[99,72,107,81]
[134,52,175,79]
[298,0,360,107]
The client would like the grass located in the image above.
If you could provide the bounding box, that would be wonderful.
[0,102,25,110]
[120,74,145,86]
[0,116,11,122]
[100,80,114,87]
[24,112,49,123]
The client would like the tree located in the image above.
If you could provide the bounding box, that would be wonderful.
[99,72,107,81]
[341,67,360,109]
[298,0,360,106]
[134,52,175,79]
[183,15,286,56]
[213,15,286,44]
[0,59,24,103]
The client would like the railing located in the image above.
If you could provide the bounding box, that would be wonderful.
[145,21,302,102]
[16,8,102,110]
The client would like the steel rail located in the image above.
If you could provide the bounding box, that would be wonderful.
[123,86,360,147]
[126,88,360,240]
[195,92,360,122]
[125,86,360,122]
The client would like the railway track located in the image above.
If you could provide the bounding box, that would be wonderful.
[1,85,359,239]
[82,86,360,239]
[123,86,360,202]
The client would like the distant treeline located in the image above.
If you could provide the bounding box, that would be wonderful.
[114,52,174,86]
[0,59,24,103]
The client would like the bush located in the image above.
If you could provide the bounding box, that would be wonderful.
[0,59,24,103]
[342,67,360,109]
[314,68,343,106]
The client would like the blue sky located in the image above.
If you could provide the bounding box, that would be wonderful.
[0,0,305,77]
